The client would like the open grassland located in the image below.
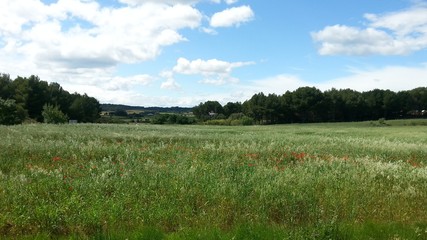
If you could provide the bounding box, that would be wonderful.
[1,120,427,239]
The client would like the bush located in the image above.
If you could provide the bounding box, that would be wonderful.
[114,109,128,117]
[241,116,254,125]
[42,104,68,124]
[229,112,246,120]
[0,98,25,125]
[204,116,254,126]
[151,114,194,125]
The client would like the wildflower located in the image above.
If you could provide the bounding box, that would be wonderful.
[52,156,61,162]
[407,159,420,168]
[291,152,306,160]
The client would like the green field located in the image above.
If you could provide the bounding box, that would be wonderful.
[1,120,427,239]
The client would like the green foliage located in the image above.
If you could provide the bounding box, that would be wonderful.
[69,94,101,123]
[204,112,253,125]
[0,73,101,124]
[224,102,242,118]
[0,98,25,125]
[113,109,128,117]
[193,101,224,121]
[240,116,254,125]
[42,104,68,124]
[138,227,166,240]
[151,113,194,124]
[195,87,427,124]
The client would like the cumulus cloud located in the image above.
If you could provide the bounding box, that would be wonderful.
[0,0,205,100]
[312,4,427,55]
[173,57,252,75]
[172,57,254,85]
[160,78,181,90]
[0,1,203,66]
[160,71,181,90]
[210,5,254,28]
[0,0,258,107]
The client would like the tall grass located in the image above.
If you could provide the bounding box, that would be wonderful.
[0,122,426,239]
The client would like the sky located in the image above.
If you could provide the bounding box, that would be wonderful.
[1,0,427,107]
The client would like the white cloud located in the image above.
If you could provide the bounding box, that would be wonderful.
[118,0,199,6]
[0,0,258,107]
[312,25,408,55]
[198,77,239,85]
[247,64,427,96]
[106,75,155,91]
[210,5,254,28]
[160,71,181,90]
[172,57,254,85]
[224,0,238,4]
[0,0,205,103]
[201,27,218,35]
[117,0,237,6]
[316,64,427,92]
[161,78,181,90]
[246,75,309,95]
[0,1,203,68]
[312,4,427,55]
[173,57,252,75]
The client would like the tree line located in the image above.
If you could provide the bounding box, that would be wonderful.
[0,73,101,125]
[193,87,427,124]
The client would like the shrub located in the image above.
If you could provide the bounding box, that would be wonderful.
[0,98,25,125]
[42,104,68,124]
[229,112,246,120]
[241,116,254,125]
[151,114,195,125]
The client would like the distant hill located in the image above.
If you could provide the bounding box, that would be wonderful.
[101,104,192,113]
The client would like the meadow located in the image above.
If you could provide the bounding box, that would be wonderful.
[0,120,427,239]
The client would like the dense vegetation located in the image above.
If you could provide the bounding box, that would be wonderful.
[0,121,426,239]
[193,87,427,124]
[0,73,101,124]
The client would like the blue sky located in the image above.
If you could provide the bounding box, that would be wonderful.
[1,0,427,106]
